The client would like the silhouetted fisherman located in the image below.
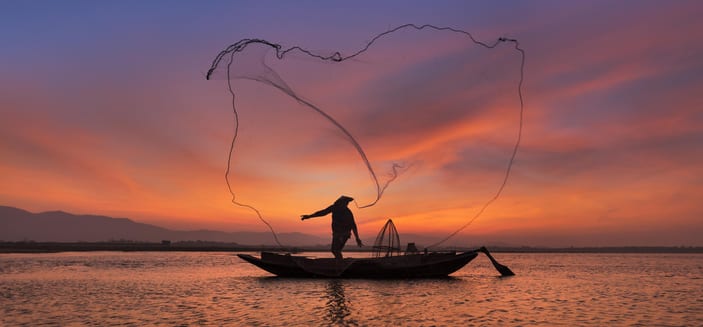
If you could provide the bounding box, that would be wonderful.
[301,196,363,260]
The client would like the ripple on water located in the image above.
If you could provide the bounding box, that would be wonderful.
[1,252,702,326]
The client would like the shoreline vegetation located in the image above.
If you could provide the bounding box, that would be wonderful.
[1,241,701,254]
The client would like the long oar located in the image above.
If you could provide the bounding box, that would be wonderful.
[478,246,515,277]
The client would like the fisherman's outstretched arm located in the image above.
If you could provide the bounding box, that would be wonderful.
[300,206,332,220]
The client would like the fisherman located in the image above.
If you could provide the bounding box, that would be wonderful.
[301,195,363,260]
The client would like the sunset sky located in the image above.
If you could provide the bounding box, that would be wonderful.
[2,1,702,247]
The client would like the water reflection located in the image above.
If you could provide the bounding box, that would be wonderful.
[325,280,357,326]
[3,253,701,326]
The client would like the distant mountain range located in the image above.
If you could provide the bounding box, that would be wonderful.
[0,205,504,248]
[0,205,330,246]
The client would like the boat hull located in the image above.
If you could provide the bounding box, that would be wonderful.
[237,251,478,278]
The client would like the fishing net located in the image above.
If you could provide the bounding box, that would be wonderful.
[206,24,524,248]
[372,219,401,258]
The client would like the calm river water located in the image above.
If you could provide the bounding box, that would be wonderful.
[1,251,701,326]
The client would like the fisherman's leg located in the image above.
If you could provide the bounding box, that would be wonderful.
[332,250,343,260]
[331,234,343,260]
[331,232,350,260]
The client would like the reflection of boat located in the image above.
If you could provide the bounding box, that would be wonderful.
[325,280,353,325]
[237,251,478,278]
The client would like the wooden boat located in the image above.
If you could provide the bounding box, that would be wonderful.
[237,251,479,278]
[237,220,514,278]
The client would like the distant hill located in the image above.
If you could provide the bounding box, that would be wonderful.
[0,206,328,246]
